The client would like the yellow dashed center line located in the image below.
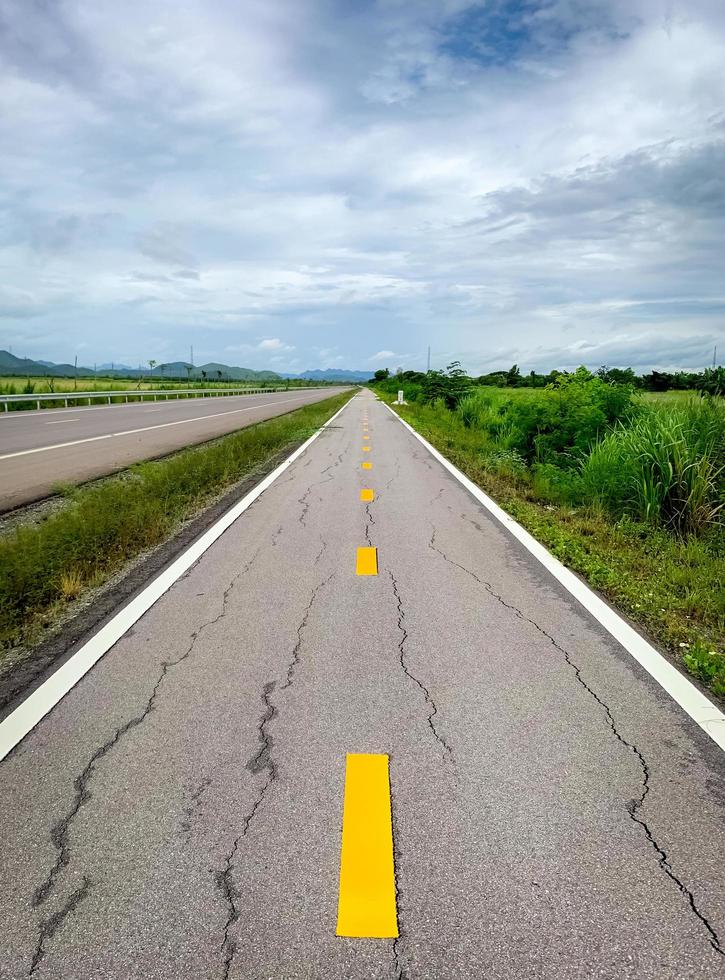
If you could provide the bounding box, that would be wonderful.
[360,489,374,502]
[362,461,372,470]
[336,753,398,938]
[356,546,378,575]
[363,445,371,452]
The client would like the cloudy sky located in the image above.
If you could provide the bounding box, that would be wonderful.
[1,0,724,374]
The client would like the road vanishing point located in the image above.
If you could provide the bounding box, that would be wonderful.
[0,390,724,979]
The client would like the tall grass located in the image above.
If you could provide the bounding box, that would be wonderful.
[582,397,725,535]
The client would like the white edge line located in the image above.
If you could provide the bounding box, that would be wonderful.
[384,402,725,753]
[0,396,354,762]
[0,393,329,460]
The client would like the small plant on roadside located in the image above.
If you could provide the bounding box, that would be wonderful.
[58,568,84,601]
[683,642,725,697]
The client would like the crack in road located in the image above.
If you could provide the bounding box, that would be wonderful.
[28,549,261,975]
[298,472,336,528]
[215,573,333,979]
[282,574,335,691]
[181,775,213,841]
[376,456,401,501]
[314,533,327,565]
[388,570,453,764]
[428,527,724,957]
[390,781,406,980]
[29,877,90,976]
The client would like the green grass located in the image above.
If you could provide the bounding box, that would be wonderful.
[388,395,724,695]
[0,390,354,659]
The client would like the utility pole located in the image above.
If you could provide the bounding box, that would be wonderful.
[74,354,78,391]
[427,345,431,372]
[190,345,194,368]
[713,345,717,369]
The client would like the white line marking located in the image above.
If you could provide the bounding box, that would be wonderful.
[384,402,725,753]
[45,419,80,424]
[0,395,320,460]
[0,397,354,762]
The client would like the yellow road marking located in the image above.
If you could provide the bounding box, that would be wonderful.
[336,753,398,938]
[362,462,372,470]
[360,489,374,502]
[356,547,378,575]
[363,435,370,440]
[363,446,371,452]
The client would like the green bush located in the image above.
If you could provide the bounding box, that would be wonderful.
[456,368,634,466]
[683,642,725,697]
[582,396,725,534]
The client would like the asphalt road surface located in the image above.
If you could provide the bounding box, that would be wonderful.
[1,391,724,979]
[0,388,346,511]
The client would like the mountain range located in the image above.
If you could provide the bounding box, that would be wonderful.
[0,351,371,383]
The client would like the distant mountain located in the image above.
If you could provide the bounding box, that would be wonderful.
[98,362,136,372]
[285,369,371,381]
[192,362,281,381]
[0,350,96,377]
[0,350,364,384]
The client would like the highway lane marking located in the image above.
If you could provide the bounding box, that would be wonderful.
[360,489,374,502]
[0,395,323,460]
[363,446,371,452]
[45,419,80,424]
[362,461,372,470]
[363,435,369,440]
[0,397,355,762]
[384,402,725,753]
[336,753,398,938]
[356,547,378,575]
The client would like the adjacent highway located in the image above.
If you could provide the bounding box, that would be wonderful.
[0,388,346,511]
[0,391,723,978]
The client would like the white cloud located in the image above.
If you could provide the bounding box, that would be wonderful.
[1,1,724,371]
[257,337,294,352]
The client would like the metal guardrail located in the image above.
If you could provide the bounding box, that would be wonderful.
[0,386,331,412]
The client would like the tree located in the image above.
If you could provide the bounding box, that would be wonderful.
[373,368,390,381]
[421,361,472,409]
[505,364,521,387]
[201,369,207,383]
[596,365,636,386]
[148,359,157,373]
[185,365,193,382]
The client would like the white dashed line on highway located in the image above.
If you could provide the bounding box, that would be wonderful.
[0,396,319,461]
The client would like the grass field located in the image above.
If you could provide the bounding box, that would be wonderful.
[0,374,328,410]
[378,378,725,697]
[0,375,271,391]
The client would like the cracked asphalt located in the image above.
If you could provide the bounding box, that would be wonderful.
[1,390,725,979]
